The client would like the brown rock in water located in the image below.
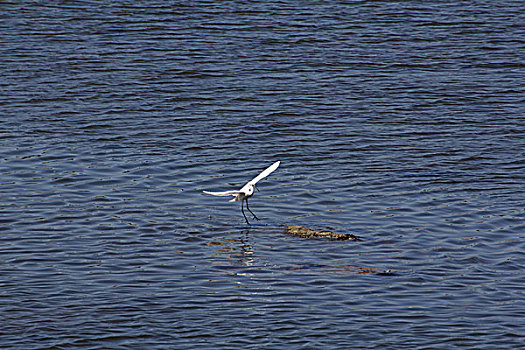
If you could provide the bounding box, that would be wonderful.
[285,225,361,241]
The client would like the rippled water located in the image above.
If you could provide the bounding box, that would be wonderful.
[1,1,524,349]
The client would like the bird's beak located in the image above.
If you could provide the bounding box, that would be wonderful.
[255,185,260,192]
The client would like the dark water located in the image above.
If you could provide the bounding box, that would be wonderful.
[1,1,524,348]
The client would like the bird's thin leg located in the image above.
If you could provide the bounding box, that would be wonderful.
[245,198,260,221]
[241,200,250,225]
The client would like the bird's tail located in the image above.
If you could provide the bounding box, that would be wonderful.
[229,195,242,202]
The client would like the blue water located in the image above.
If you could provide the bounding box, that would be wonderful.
[1,1,524,349]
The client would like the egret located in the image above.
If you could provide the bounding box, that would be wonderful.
[203,161,280,224]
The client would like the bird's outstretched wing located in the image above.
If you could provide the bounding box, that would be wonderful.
[248,161,280,185]
[203,190,242,197]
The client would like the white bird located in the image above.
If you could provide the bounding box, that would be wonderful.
[203,161,280,224]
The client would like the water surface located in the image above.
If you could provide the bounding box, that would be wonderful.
[1,1,524,349]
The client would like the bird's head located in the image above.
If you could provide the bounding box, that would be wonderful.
[246,184,257,196]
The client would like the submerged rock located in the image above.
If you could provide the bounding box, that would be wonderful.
[285,225,361,241]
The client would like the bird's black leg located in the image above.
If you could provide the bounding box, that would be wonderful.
[245,198,260,221]
[241,200,250,225]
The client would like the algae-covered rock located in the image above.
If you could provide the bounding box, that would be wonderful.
[285,225,361,241]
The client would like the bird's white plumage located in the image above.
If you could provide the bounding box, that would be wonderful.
[202,190,242,197]
[248,161,280,186]
[203,161,280,223]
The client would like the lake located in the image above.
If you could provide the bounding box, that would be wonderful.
[1,1,524,349]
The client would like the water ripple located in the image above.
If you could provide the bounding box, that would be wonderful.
[1,0,524,349]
